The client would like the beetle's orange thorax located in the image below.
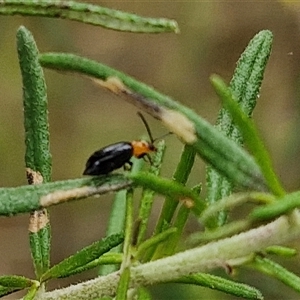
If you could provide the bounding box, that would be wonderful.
[131,140,156,158]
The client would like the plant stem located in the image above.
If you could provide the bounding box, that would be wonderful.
[37,213,300,299]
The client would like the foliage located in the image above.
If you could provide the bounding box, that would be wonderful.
[0,1,300,299]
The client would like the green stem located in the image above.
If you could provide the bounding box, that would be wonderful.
[99,158,144,276]
[121,190,134,271]
[99,190,127,276]
[160,184,201,256]
[38,214,300,299]
[116,189,134,299]
[154,145,196,235]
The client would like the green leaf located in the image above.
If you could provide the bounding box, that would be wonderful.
[128,172,205,215]
[0,0,179,33]
[17,26,51,183]
[250,190,300,221]
[152,185,201,260]
[23,280,40,300]
[206,30,273,227]
[210,74,285,196]
[250,255,300,293]
[174,273,263,300]
[136,287,152,300]
[200,192,275,225]
[59,253,123,279]
[41,233,124,281]
[0,275,33,288]
[0,275,34,297]
[136,227,177,261]
[120,188,134,274]
[142,144,196,261]
[99,190,126,276]
[99,158,144,276]
[219,30,273,138]
[0,175,131,216]
[17,25,52,279]
[0,172,201,218]
[154,145,196,236]
[28,215,51,278]
[265,246,297,257]
[187,219,251,245]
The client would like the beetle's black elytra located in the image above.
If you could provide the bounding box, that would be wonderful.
[83,113,157,176]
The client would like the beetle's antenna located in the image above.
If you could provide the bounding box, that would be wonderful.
[137,112,155,143]
[153,132,173,142]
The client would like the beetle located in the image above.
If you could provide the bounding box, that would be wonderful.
[83,112,157,176]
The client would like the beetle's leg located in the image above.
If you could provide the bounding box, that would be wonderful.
[143,154,152,165]
[124,160,133,171]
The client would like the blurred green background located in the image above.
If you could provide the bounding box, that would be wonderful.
[1,1,300,299]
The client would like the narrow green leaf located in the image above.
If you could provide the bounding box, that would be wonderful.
[137,287,152,300]
[120,189,134,271]
[250,190,300,221]
[251,255,300,293]
[187,219,251,245]
[116,267,130,300]
[0,286,22,297]
[0,275,34,297]
[41,233,124,281]
[0,286,16,297]
[39,53,267,191]
[23,281,40,300]
[29,215,51,278]
[116,188,135,300]
[99,190,126,276]
[0,275,32,289]
[265,246,297,257]
[174,273,263,300]
[99,158,143,276]
[61,253,123,278]
[136,227,177,261]
[128,172,205,214]
[211,74,285,196]
[206,30,272,226]
[17,25,52,278]
[141,145,196,261]
[154,145,196,236]
[218,30,273,140]
[17,26,51,182]
[153,185,201,259]
[0,175,131,216]
[200,192,275,225]
[0,172,204,218]
[0,0,179,33]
